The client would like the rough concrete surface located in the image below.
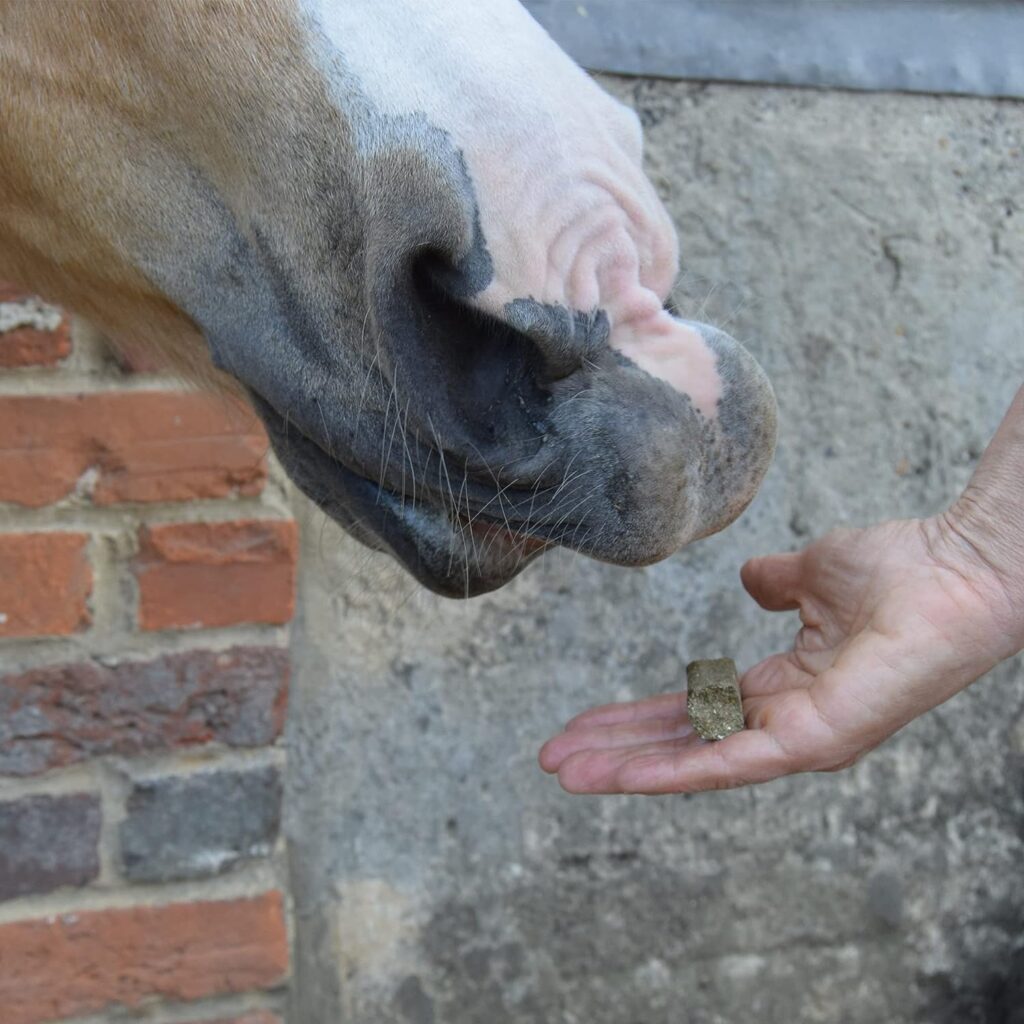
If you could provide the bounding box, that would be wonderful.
[284,81,1024,1023]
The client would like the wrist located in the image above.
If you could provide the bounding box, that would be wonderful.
[929,499,1024,658]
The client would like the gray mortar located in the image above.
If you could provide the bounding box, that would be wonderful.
[284,81,1024,1023]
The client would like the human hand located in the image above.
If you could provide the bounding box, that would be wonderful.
[540,514,1024,794]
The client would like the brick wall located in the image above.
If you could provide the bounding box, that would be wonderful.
[0,286,294,1024]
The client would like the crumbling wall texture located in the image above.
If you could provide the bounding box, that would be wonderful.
[285,81,1024,1024]
[0,298,296,1024]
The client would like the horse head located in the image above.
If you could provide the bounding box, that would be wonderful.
[0,0,777,596]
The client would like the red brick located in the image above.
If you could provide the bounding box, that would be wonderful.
[0,647,289,777]
[0,892,289,1024]
[136,520,297,631]
[0,391,267,507]
[119,767,282,883]
[0,532,91,638]
[0,322,72,368]
[0,286,71,368]
[0,794,101,900]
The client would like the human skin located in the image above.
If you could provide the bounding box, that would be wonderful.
[540,385,1024,795]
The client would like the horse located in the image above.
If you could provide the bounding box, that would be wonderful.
[0,0,777,597]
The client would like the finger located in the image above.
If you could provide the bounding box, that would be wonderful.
[563,691,686,731]
[556,734,705,793]
[612,728,802,795]
[741,552,804,611]
[539,714,693,773]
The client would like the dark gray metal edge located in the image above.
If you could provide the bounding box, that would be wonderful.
[523,1,1024,100]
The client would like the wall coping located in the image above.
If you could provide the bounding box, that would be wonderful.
[524,1,1024,99]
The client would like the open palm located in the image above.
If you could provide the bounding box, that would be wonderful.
[540,517,1019,794]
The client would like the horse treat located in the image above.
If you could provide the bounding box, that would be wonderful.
[686,658,745,741]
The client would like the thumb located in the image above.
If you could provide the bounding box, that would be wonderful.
[741,551,804,611]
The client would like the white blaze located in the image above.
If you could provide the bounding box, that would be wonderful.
[304,0,723,415]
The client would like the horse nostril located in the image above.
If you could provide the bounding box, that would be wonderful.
[408,250,607,386]
[388,251,552,448]
[503,298,610,381]
[402,251,608,430]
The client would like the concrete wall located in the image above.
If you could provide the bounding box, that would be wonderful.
[285,80,1024,1023]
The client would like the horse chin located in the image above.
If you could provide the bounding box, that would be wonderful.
[309,470,552,599]
[371,492,552,598]
[250,392,550,598]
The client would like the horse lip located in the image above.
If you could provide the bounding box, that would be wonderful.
[249,391,551,596]
[367,485,552,597]
[451,506,551,557]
